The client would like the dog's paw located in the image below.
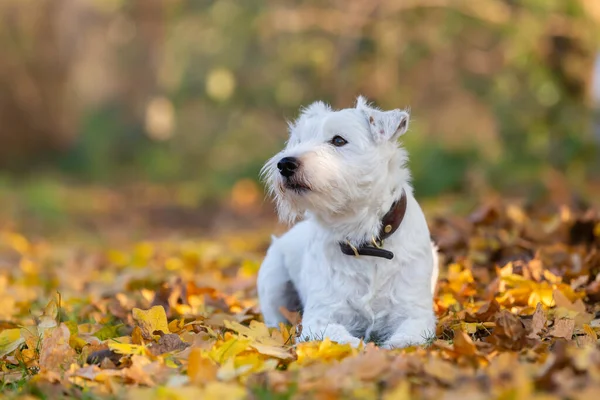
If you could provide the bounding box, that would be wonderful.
[380,337,421,350]
[383,316,436,350]
[298,322,363,347]
[333,336,363,348]
[382,330,437,349]
[297,332,362,348]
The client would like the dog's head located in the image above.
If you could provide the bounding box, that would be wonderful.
[262,96,411,225]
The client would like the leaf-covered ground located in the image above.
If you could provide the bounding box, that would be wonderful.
[1,194,600,399]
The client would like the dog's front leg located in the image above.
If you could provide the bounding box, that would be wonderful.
[381,313,436,349]
[299,306,362,347]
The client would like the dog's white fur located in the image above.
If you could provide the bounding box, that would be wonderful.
[258,97,438,348]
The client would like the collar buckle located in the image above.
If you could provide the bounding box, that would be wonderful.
[338,189,407,260]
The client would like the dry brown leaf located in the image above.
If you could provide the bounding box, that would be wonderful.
[123,355,159,386]
[453,330,477,356]
[465,299,500,322]
[249,342,294,360]
[149,333,190,356]
[279,307,302,326]
[487,310,529,350]
[342,346,390,381]
[424,357,459,385]
[550,319,575,340]
[528,302,547,339]
[39,324,76,372]
[553,290,585,313]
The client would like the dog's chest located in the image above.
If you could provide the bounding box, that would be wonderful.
[335,262,399,317]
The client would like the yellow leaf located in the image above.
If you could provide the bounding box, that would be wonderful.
[128,387,205,400]
[438,293,458,308]
[168,319,185,334]
[131,326,144,345]
[249,342,294,360]
[217,354,278,381]
[528,287,554,307]
[208,337,251,364]
[460,322,479,334]
[238,260,260,277]
[69,335,88,352]
[0,328,24,357]
[224,320,282,346]
[107,250,129,266]
[202,382,246,400]
[294,338,358,366]
[583,324,598,341]
[64,321,78,335]
[384,380,411,400]
[188,348,217,384]
[132,306,170,340]
[2,232,30,254]
[108,342,147,356]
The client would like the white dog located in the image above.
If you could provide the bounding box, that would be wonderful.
[258,97,438,348]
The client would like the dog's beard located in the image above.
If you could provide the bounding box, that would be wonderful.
[269,174,369,226]
[272,175,315,224]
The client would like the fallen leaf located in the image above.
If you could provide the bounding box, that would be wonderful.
[87,349,123,366]
[37,297,59,330]
[39,324,76,371]
[208,337,251,364]
[550,319,575,340]
[465,299,500,322]
[424,357,459,385]
[94,324,124,341]
[384,380,411,400]
[109,342,147,356]
[583,324,597,341]
[279,307,302,325]
[249,342,294,360]
[188,347,218,384]
[487,310,529,350]
[132,306,170,340]
[453,330,477,356]
[202,381,247,400]
[528,302,547,339]
[149,333,189,355]
[0,328,25,357]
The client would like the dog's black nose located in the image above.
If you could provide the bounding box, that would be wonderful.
[277,157,299,177]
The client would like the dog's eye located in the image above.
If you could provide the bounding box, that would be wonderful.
[330,135,348,147]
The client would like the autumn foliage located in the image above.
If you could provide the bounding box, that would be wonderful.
[0,198,600,399]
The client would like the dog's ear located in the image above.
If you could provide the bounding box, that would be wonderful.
[357,97,410,143]
[356,96,410,142]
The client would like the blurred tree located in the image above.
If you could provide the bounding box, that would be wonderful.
[0,0,78,169]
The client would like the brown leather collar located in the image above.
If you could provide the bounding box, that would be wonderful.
[339,189,407,260]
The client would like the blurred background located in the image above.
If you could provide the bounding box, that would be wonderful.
[0,0,599,238]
